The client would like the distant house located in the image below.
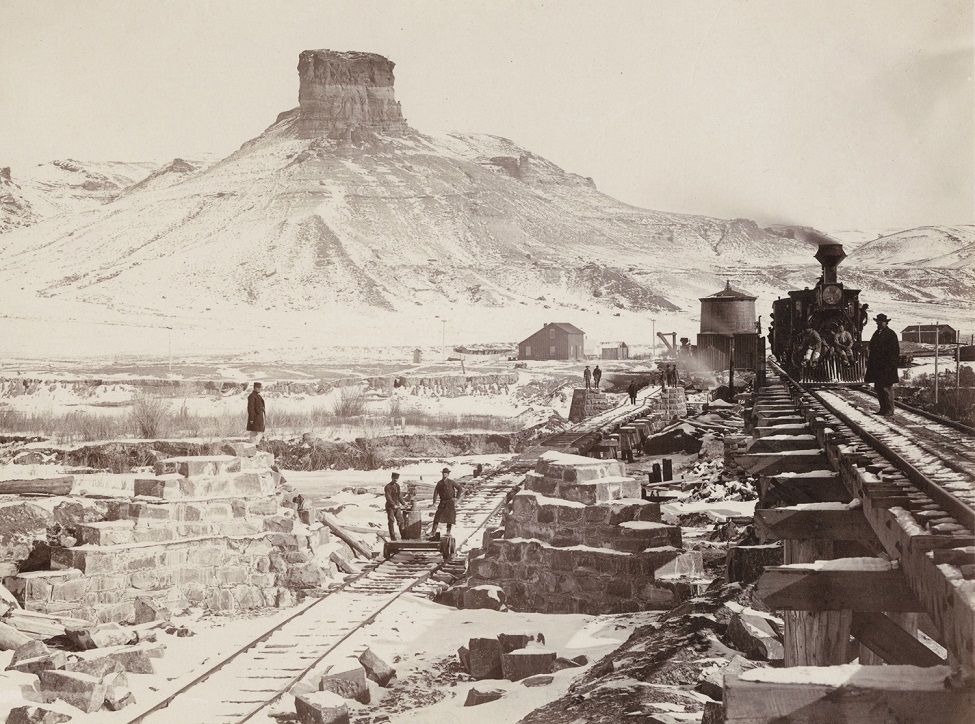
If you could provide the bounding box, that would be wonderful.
[518,322,585,361]
[901,324,957,345]
[600,341,629,360]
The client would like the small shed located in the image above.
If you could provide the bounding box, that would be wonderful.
[600,342,629,360]
[518,322,585,361]
[901,324,957,345]
[412,348,423,363]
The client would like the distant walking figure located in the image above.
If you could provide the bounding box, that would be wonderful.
[627,381,638,405]
[429,468,463,539]
[592,365,602,390]
[246,382,265,444]
[865,313,899,417]
[583,366,592,390]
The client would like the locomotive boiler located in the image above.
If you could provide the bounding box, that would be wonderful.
[770,243,868,384]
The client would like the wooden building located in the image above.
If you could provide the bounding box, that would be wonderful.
[901,324,957,344]
[518,323,585,361]
[600,341,629,360]
[697,282,760,370]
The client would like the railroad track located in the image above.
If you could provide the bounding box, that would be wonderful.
[125,390,652,724]
[770,360,975,533]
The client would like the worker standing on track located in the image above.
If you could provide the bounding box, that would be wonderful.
[384,472,406,541]
[429,467,463,539]
[593,365,602,390]
[583,365,592,390]
[865,313,900,417]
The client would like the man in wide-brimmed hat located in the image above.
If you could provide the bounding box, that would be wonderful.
[429,467,463,539]
[865,313,900,417]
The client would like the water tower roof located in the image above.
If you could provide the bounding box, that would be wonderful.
[700,280,757,301]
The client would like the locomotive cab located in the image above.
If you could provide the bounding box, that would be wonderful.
[770,243,868,384]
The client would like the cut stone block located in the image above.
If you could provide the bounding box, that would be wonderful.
[463,585,506,611]
[10,639,50,664]
[498,633,543,654]
[697,654,758,700]
[727,613,784,663]
[358,647,395,687]
[726,544,783,585]
[153,455,241,478]
[38,669,107,714]
[295,690,350,724]
[133,598,170,625]
[501,648,557,682]
[65,622,133,650]
[6,652,68,675]
[468,637,504,680]
[63,653,123,678]
[464,687,505,706]
[77,520,136,546]
[521,674,554,687]
[457,645,470,673]
[550,656,583,672]
[319,660,370,704]
[4,706,73,724]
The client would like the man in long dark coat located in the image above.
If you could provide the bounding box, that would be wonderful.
[246,382,266,443]
[593,365,602,389]
[583,366,592,390]
[429,467,463,539]
[864,313,899,417]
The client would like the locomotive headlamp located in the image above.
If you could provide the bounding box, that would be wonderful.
[822,284,843,305]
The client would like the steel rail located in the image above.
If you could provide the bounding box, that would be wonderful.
[769,360,975,533]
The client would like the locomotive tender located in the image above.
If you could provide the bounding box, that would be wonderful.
[770,243,869,384]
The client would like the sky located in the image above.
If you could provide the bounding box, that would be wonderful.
[0,0,972,231]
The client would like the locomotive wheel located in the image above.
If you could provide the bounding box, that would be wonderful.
[440,535,456,561]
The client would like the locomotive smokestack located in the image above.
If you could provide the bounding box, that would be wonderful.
[814,243,846,285]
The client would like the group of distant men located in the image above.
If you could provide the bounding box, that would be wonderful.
[583,365,602,390]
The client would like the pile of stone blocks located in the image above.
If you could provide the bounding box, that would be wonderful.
[457,632,588,706]
[655,387,688,419]
[456,451,704,614]
[294,647,396,724]
[568,390,617,423]
[3,444,331,624]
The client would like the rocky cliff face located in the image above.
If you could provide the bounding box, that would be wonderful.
[293,49,409,140]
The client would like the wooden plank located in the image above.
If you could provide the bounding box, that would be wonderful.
[318,512,375,559]
[756,565,922,612]
[858,495,975,668]
[755,508,877,543]
[851,611,943,667]
[0,477,74,496]
[724,668,975,724]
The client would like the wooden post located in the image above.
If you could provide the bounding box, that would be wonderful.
[782,538,851,666]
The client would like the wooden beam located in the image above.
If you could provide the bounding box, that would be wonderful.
[724,667,975,724]
[851,612,944,667]
[0,477,74,496]
[756,564,922,612]
[755,508,877,543]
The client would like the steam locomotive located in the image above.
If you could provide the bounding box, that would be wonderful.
[769,244,869,384]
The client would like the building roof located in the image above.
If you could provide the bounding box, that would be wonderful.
[519,322,585,346]
[599,341,628,348]
[543,322,585,335]
[902,324,956,332]
[700,280,757,301]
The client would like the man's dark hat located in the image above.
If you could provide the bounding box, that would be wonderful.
[874,314,891,323]
[391,472,400,478]
[441,467,450,473]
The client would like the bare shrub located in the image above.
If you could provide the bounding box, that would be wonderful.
[330,386,366,418]
[130,394,171,439]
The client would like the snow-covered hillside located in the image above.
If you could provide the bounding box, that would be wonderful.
[848,225,975,269]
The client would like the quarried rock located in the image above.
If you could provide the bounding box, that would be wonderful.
[468,638,503,680]
[10,639,51,664]
[319,661,370,704]
[457,645,470,673]
[357,647,395,687]
[498,633,543,654]
[0,621,33,651]
[464,687,505,706]
[462,585,506,611]
[133,598,170,625]
[550,656,583,672]
[65,622,133,650]
[6,652,67,675]
[104,671,135,711]
[38,669,107,713]
[501,648,557,682]
[521,674,554,687]
[4,705,72,724]
[697,654,758,700]
[726,613,784,662]
[725,544,783,584]
[295,690,350,724]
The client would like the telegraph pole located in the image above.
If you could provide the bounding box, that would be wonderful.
[934,321,939,405]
